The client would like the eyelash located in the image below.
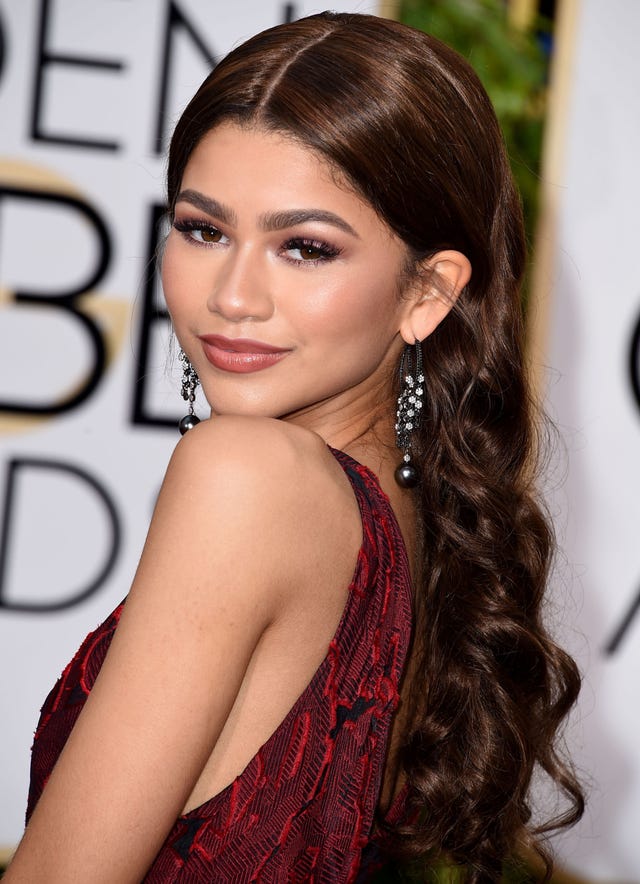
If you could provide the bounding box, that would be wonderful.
[172,218,342,266]
[173,218,225,245]
[281,237,342,265]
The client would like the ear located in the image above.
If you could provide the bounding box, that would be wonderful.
[399,250,471,344]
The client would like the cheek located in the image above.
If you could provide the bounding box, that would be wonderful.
[309,268,400,344]
[160,238,177,300]
[161,236,192,324]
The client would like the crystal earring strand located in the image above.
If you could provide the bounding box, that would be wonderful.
[394,340,424,488]
[178,348,201,435]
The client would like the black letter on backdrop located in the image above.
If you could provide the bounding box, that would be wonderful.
[629,301,640,414]
[605,587,640,655]
[154,1,216,155]
[0,458,121,612]
[606,304,640,652]
[30,0,124,150]
[0,187,111,415]
[130,203,175,429]
[282,4,297,23]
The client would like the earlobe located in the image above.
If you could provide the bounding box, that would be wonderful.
[399,249,471,344]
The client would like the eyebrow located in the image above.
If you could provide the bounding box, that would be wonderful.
[258,209,359,238]
[175,189,359,239]
[175,190,237,226]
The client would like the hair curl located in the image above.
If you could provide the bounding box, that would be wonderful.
[167,12,583,879]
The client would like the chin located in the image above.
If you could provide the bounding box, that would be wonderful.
[204,396,281,421]
[200,379,332,425]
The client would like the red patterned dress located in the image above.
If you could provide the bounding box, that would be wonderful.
[27,448,413,882]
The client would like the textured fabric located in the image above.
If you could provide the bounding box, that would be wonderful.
[27,447,413,882]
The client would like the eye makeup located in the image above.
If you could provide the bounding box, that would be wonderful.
[173,217,343,266]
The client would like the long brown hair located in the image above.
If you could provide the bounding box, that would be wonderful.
[167,12,583,880]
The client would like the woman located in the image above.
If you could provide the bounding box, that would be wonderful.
[6,11,583,883]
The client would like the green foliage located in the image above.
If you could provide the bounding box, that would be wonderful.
[399,0,550,246]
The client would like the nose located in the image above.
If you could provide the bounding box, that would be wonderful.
[206,245,274,322]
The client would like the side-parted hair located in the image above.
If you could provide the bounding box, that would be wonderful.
[167,13,583,881]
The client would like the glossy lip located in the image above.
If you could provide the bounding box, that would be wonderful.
[198,334,291,374]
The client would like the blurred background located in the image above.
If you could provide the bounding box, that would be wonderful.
[1,1,638,880]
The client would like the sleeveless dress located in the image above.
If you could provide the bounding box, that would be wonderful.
[27,448,413,883]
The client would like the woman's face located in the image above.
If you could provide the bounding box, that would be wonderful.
[163,121,412,436]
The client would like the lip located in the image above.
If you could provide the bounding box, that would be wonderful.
[198,334,291,374]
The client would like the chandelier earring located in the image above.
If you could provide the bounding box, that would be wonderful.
[178,348,201,435]
[394,340,424,488]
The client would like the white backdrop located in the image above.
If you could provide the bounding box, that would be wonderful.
[2,1,640,878]
[543,1,640,880]
[0,0,377,851]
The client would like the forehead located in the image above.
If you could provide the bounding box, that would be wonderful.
[180,121,384,230]
[185,120,341,184]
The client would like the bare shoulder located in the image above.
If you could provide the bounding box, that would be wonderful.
[172,415,333,480]
[155,416,361,596]
[169,416,355,518]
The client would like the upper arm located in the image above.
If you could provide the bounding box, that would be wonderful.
[7,418,312,883]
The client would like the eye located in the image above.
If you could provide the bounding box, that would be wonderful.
[173,218,227,246]
[196,227,223,244]
[283,238,341,264]
[295,244,327,261]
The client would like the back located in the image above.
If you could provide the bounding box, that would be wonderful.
[27,447,413,883]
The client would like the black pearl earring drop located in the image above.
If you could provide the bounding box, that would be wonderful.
[394,341,424,489]
[395,458,420,489]
[178,349,201,435]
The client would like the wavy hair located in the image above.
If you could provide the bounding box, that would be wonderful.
[167,12,583,880]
